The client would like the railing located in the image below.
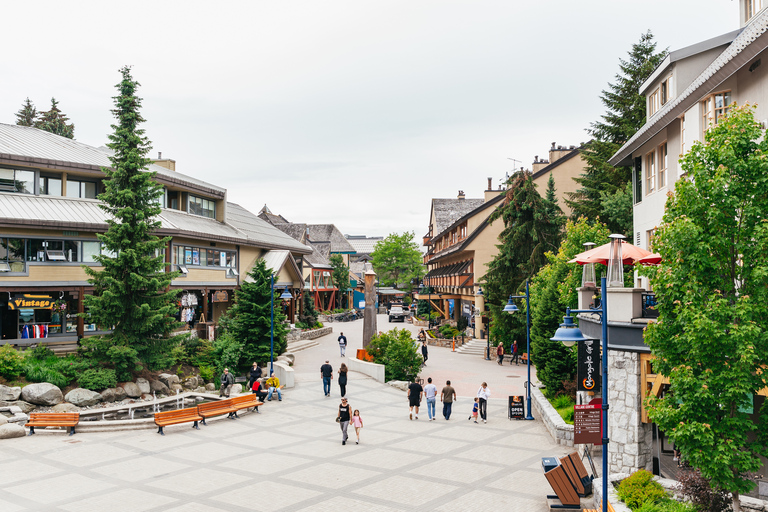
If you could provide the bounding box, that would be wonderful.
[642,292,659,318]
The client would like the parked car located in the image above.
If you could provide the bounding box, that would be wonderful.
[388,305,406,322]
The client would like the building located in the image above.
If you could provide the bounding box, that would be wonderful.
[530,142,587,218]
[0,123,310,350]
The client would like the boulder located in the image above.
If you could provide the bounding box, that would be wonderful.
[183,377,198,389]
[194,386,207,393]
[0,423,25,439]
[121,382,141,398]
[52,403,80,413]
[387,380,410,392]
[7,412,27,424]
[113,387,127,401]
[0,415,7,426]
[205,383,216,392]
[149,380,169,394]
[64,388,103,407]
[0,385,21,401]
[171,383,183,393]
[158,373,180,387]
[0,401,35,413]
[136,378,151,395]
[100,388,116,403]
[21,383,63,406]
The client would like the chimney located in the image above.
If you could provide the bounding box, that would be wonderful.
[152,153,176,171]
[158,151,162,159]
[457,190,465,200]
[487,177,492,191]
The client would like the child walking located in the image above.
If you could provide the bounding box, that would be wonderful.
[351,409,363,444]
[468,398,479,423]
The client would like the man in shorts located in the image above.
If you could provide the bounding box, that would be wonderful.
[407,376,423,420]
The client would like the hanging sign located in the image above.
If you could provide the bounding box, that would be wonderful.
[574,403,602,444]
[8,294,54,310]
[212,290,229,303]
[577,338,601,392]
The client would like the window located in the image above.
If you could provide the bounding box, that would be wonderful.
[646,229,656,251]
[66,179,97,199]
[648,89,661,116]
[633,156,642,204]
[0,238,26,272]
[23,239,93,262]
[645,150,656,195]
[82,241,101,262]
[189,195,215,219]
[748,0,763,20]
[680,115,686,155]
[702,91,732,135]
[174,245,235,268]
[39,176,62,196]
[657,142,667,189]
[660,75,672,105]
[0,168,35,194]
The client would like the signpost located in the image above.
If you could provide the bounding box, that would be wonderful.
[577,338,601,392]
[508,395,525,420]
[574,402,602,445]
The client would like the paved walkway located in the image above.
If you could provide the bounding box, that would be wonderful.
[1,317,565,512]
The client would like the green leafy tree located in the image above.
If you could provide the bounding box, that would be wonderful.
[371,231,425,288]
[82,67,179,372]
[330,254,350,308]
[568,31,667,234]
[643,105,768,511]
[35,97,75,139]
[14,98,37,127]
[224,259,288,372]
[366,328,423,381]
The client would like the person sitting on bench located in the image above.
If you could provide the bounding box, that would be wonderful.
[251,379,267,402]
[266,372,282,401]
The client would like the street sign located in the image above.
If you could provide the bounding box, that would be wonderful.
[574,403,602,444]
[577,338,600,392]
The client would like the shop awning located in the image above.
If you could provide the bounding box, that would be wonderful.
[424,260,472,278]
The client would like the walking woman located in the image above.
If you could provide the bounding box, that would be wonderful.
[496,342,504,365]
[476,382,490,423]
[337,397,351,445]
[338,363,348,397]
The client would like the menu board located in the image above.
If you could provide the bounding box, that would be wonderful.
[574,403,602,444]
[509,395,525,419]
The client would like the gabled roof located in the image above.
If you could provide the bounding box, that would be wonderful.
[304,241,332,269]
[226,203,311,253]
[306,224,356,253]
[530,145,586,181]
[610,11,768,166]
[430,198,485,235]
[274,223,308,243]
[260,249,302,281]
[257,204,290,224]
[345,236,383,255]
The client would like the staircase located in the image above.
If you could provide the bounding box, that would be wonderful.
[455,338,491,357]
[286,338,320,353]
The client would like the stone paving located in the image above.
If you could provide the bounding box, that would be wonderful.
[1,316,567,511]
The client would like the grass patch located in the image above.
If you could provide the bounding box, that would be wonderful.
[547,393,575,425]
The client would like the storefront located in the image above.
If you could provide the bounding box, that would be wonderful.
[1,291,81,344]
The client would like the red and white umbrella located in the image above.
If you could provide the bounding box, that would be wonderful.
[568,240,654,265]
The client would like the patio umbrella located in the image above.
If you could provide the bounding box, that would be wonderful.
[637,253,662,265]
[568,240,653,265]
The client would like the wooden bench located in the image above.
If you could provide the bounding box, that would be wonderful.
[230,394,264,417]
[521,352,529,363]
[197,398,238,425]
[544,464,581,509]
[583,500,615,512]
[560,452,593,497]
[154,407,203,435]
[25,412,80,436]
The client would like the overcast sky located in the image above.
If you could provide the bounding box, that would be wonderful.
[1,1,738,240]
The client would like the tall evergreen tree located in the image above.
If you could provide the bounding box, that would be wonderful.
[567,31,667,234]
[82,67,179,370]
[330,254,350,308]
[35,97,75,139]
[543,173,566,242]
[15,98,37,126]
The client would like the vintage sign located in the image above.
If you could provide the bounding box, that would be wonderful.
[508,395,525,419]
[574,403,602,444]
[212,290,229,303]
[8,294,54,310]
[577,338,601,392]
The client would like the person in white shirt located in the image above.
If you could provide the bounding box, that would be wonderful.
[476,382,491,423]
[424,377,438,421]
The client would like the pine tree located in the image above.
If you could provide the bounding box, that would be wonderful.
[15,98,37,126]
[35,97,75,139]
[543,173,566,245]
[225,259,288,369]
[82,66,179,371]
[567,31,667,234]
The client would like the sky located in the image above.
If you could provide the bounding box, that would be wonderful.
[1,1,739,240]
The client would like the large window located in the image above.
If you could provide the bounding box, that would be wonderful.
[174,245,235,268]
[660,75,672,106]
[648,89,660,116]
[39,176,62,196]
[189,195,215,219]
[657,142,668,189]
[748,0,763,20]
[0,238,26,272]
[65,179,97,199]
[0,168,35,194]
[645,150,656,195]
[633,156,642,204]
[23,239,103,263]
[702,91,732,136]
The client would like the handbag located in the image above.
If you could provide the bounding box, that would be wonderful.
[335,417,341,423]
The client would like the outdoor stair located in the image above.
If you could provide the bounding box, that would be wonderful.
[286,339,320,353]
[455,338,490,356]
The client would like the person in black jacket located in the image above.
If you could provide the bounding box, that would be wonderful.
[337,397,351,445]
[219,368,235,397]
[248,362,262,389]
[338,363,348,397]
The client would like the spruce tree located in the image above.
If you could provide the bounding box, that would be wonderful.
[567,31,666,234]
[15,98,37,126]
[35,97,75,139]
[82,66,179,371]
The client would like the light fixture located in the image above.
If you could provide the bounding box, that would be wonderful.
[279,288,292,300]
[550,312,587,347]
[475,287,483,296]
[502,295,518,313]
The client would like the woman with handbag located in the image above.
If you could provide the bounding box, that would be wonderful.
[336,397,351,445]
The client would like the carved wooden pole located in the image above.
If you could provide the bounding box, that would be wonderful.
[362,264,377,348]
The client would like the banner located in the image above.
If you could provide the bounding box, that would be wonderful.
[577,338,601,392]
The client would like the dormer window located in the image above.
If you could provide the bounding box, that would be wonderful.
[649,89,660,116]
[660,75,672,105]
[189,195,215,219]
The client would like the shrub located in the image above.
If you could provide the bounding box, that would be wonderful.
[617,470,667,511]
[79,335,140,381]
[78,368,117,391]
[0,345,25,379]
[636,498,697,512]
[676,469,733,512]
[27,345,55,360]
[199,365,214,383]
[367,328,423,381]
[24,361,70,388]
[213,333,244,374]
[190,338,216,368]
[551,394,573,409]
[456,316,469,332]
[53,356,94,381]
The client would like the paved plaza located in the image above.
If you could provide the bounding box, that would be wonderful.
[1,318,568,511]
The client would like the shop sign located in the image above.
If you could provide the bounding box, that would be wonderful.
[508,395,525,419]
[212,290,229,303]
[577,338,601,392]
[9,294,55,310]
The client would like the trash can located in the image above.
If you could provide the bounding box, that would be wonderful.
[542,457,559,473]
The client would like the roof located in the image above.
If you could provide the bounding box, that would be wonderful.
[306,224,356,253]
[345,236,383,254]
[431,198,485,235]
[610,12,768,166]
[425,260,472,278]
[0,123,225,197]
[257,249,302,285]
[530,145,585,181]
[226,203,311,253]
[274,223,308,242]
[257,204,290,224]
[430,192,505,250]
[304,241,332,269]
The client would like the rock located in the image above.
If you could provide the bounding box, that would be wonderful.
[205,383,216,392]
[121,382,141,398]
[171,383,183,393]
[9,406,23,414]
[387,380,410,392]
[21,383,63,406]
[2,401,36,413]
[149,380,169,394]
[0,415,6,425]
[136,378,151,395]
[7,413,27,424]
[100,388,116,403]
[0,385,21,401]
[0,423,25,439]
[194,386,207,393]
[64,388,103,407]
[158,373,180,387]
[113,387,127,401]
[52,403,80,413]
[228,385,243,396]
[183,377,198,389]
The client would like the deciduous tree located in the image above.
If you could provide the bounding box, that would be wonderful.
[330,254,350,308]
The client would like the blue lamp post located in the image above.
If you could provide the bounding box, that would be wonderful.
[550,276,609,512]
[502,279,534,420]
[269,273,293,374]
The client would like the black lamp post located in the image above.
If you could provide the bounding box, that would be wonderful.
[551,276,609,512]
[502,279,534,420]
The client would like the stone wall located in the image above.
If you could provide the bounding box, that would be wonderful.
[607,350,653,474]
[531,385,574,446]
[286,326,333,341]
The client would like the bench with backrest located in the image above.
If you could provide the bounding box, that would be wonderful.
[230,394,264,417]
[521,352,529,363]
[197,398,238,425]
[544,464,581,509]
[154,407,203,435]
[560,452,593,496]
[25,412,80,436]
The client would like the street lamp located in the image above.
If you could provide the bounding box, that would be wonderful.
[551,276,608,512]
[269,277,293,375]
[502,280,534,420]
[476,287,492,360]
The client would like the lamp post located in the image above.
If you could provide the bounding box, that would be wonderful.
[476,287,491,360]
[269,274,293,375]
[551,276,609,512]
[502,279,534,420]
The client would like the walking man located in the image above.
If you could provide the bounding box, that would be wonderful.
[408,376,423,420]
[219,368,234,397]
[421,340,428,366]
[512,340,520,365]
[338,332,347,357]
[321,360,333,397]
[424,377,437,420]
[497,342,505,365]
[476,381,490,423]
[441,380,456,420]
[337,397,351,445]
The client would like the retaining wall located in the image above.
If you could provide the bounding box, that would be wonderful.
[287,326,333,342]
[347,356,385,383]
[531,385,574,446]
